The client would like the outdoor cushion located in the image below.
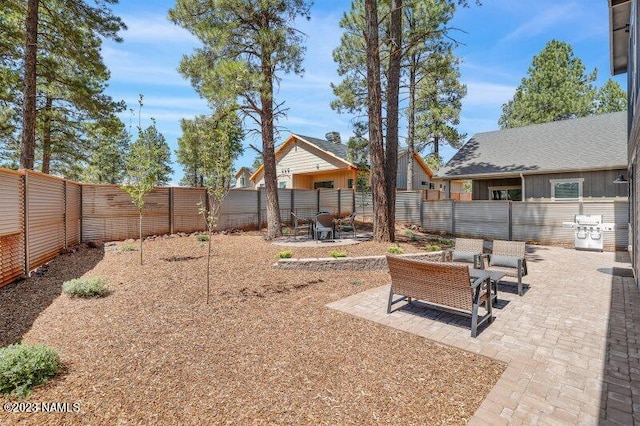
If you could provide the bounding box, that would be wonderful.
[452,250,476,263]
[490,254,519,268]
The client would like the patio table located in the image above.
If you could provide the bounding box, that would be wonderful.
[470,268,505,305]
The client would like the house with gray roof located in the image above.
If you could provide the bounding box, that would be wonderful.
[250,132,435,191]
[437,111,628,201]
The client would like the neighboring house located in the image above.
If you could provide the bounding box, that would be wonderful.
[234,167,253,189]
[437,112,628,201]
[608,0,636,278]
[250,132,435,191]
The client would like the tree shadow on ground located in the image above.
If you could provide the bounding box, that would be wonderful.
[0,245,104,347]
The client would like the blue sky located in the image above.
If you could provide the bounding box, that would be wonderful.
[101,0,624,185]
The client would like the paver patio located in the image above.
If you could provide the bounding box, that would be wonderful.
[327,245,638,424]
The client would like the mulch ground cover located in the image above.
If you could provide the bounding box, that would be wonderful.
[0,231,505,424]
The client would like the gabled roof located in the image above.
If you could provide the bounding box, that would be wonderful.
[250,134,356,182]
[234,167,253,178]
[438,112,627,179]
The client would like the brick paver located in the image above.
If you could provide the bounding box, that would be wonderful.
[326,246,636,424]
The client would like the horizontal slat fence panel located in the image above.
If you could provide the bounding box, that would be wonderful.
[339,189,354,216]
[354,192,373,220]
[173,188,207,233]
[319,189,339,215]
[65,182,81,246]
[395,191,422,224]
[293,189,319,221]
[422,201,453,234]
[82,185,169,241]
[455,201,510,240]
[582,200,629,248]
[0,170,24,287]
[512,201,579,243]
[217,189,259,230]
[27,171,65,269]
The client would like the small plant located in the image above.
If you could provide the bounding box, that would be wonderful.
[350,280,363,286]
[436,238,453,246]
[196,233,210,242]
[404,229,419,242]
[276,250,293,259]
[120,244,136,252]
[282,227,291,236]
[0,343,60,397]
[62,277,109,298]
[387,246,404,255]
[424,244,441,251]
[330,250,347,258]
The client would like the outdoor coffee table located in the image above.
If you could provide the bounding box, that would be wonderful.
[470,268,505,305]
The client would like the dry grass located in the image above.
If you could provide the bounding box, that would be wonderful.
[0,232,505,424]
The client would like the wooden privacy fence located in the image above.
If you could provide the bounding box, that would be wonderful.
[0,167,629,289]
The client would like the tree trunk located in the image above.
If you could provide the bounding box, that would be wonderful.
[406,51,417,192]
[384,0,402,242]
[433,135,439,158]
[41,96,53,174]
[20,0,39,170]
[364,0,389,242]
[139,209,143,265]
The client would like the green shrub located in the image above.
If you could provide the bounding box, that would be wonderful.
[196,233,210,242]
[404,229,419,242]
[424,244,441,251]
[0,343,60,397]
[120,244,136,252]
[350,280,363,286]
[276,250,293,259]
[282,227,291,236]
[62,277,109,298]
[436,238,453,246]
[387,246,404,255]
[330,250,347,258]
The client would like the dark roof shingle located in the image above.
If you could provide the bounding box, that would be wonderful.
[295,134,350,162]
[438,112,627,178]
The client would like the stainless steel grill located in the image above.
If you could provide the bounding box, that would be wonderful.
[562,214,615,251]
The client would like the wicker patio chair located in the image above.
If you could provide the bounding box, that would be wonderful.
[335,212,356,239]
[290,212,311,241]
[486,240,528,296]
[386,255,493,338]
[441,237,485,269]
[314,213,335,242]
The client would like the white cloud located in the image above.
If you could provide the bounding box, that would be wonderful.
[119,14,199,45]
[500,3,580,43]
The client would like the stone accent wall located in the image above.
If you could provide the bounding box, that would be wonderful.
[274,252,442,271]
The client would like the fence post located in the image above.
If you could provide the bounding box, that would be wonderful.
[352,189,356,213]
[63,180,68,249]
[451,199,456,236]
[508,201,513,241]
[337,189,341,216]
[290,189,294,223]
[79,185,83,242]
[316,189,320,213]
[23,171,29,276]
[420,195,424,229]
[169,187,174,235]
[257,189,262,230]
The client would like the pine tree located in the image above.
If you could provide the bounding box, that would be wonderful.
[82,116,130,184]
[127,122,173,187]
[498,40,598,129]
[169,0,311,240]
[595,78,627,114]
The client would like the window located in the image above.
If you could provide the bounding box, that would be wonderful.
[489,186,522,201]
[421,181,428,186]
[278,181,286,189]
[347,179,353,189]
[314,181,334,189]
[550,178,583,200]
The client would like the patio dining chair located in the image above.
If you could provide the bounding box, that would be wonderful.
[486,240,528,296]
[335,212,357,239]
[290,212,311,240]
[441,237,485,269]
[314,213,335,242]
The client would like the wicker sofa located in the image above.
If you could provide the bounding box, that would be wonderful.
[386,255,493,337]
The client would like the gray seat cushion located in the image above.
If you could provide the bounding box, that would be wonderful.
[452,250,476,263]
[490,254,520,269]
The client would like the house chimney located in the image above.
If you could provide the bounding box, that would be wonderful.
[325,131,341,144]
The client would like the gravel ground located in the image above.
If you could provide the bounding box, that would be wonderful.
[0,232,505,425]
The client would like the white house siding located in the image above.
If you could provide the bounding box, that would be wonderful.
[235,170,253,188]
[254,140,348,188]
[396,152,432,190]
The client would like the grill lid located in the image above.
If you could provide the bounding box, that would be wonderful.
[574,214,603,226]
